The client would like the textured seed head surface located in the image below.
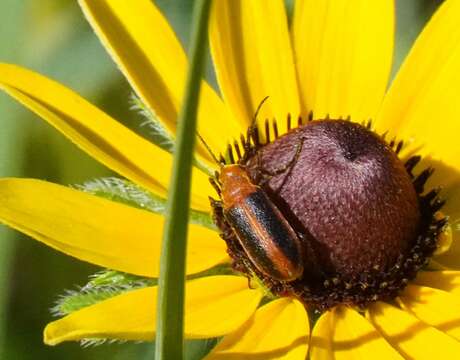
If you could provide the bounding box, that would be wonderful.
[247,120,421,279]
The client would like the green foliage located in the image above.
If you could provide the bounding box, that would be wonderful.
[85,270,154,290]
[130,94,176,153]
[75,177,216,230]
[52,288,122,317]
[53,262,234,320]
[52,270,154,317]
[131,93,215,177]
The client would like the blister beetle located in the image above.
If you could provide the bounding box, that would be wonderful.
[200,98,305,282]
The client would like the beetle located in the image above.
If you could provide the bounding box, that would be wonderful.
[199,99,305,282]
[219,164,304,281]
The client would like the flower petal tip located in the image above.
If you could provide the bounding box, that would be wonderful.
[43,323,62,346]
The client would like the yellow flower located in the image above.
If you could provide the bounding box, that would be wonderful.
[1,0,460,359]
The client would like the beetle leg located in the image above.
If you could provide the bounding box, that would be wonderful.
[270,137,304,176]
[209,196,223,211]
[257,138,305,190]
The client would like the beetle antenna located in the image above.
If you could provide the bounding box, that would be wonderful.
[196,132,222,166]
[196,97,269,167]
[249,96,270,129]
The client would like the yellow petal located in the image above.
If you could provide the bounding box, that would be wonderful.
[292,0,394,121]
[206,298,309,360]
[399,285,460,341]
[44,276,262,345]
[414,271,460,297]
[309,310,334,360]
[310,306,402,360]
[0,178,227,277]
[377,0,460,172]
[78,0,241,157]
[0,63,212,211]
[210,0,300,134]
[367,302,460,359]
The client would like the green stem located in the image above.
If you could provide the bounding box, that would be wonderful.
[154,1,212,359]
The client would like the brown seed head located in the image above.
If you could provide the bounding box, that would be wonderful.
[246,120,421,278]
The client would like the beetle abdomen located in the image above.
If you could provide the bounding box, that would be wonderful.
[225,190,304,281]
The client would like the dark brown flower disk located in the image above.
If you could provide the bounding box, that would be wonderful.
[246,120,421,281]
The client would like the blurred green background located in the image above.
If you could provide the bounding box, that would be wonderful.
[0,0,443,359]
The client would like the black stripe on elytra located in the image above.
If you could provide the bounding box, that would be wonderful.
[225,190,301,278]
[226,203,280,278]
[244,191,301,264]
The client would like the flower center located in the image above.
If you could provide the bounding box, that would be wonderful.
[211,118,445,310]
[247,120,420,277]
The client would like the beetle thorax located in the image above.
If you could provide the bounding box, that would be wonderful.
[220,165,257,209]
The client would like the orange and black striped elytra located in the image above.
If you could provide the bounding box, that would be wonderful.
[198,97,305,282]
[219,165,304,281]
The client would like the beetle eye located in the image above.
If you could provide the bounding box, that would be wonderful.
[211,117,446,310]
